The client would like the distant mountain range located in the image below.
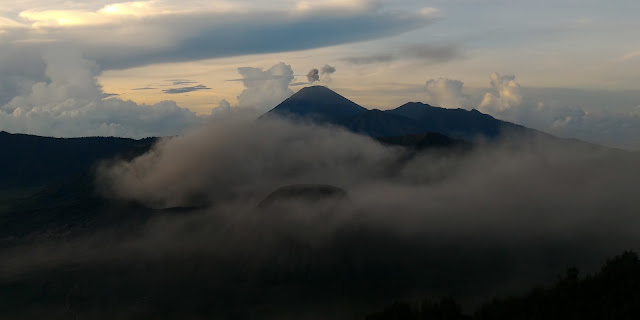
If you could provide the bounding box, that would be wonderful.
[262,85,541,141]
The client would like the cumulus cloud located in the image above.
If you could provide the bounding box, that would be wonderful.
[0,46,48,105]
[425,78,469,109]
[478,73,523,113]
[208,98,239,119]
[218,99,231,109]
[306,68,320,83]
[471,73,640,150]
[0,47,200,138]
[236,62,295,111]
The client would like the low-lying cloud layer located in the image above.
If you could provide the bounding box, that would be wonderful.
[2,116,639,318]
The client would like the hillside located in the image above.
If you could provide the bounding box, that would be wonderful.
[0,131,156,189]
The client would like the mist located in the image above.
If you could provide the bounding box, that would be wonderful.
[2,117,640,319]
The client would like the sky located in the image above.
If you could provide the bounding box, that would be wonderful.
[1,0,639,148]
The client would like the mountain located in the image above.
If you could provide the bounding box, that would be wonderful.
[387,102,529,140]
[377,132,470,151]
[262,86,543,142]
[338,109,426,137]
[0,132,160,242]
[260,85,367,121]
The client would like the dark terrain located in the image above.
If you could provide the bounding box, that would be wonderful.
[0,87,638,319]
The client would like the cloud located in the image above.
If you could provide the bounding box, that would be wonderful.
[0,46,48,105]
[342,44,461,65]
[162,84,211,94]
[478,72,523,113]
[342,53,394,65]
[0,108,638,317]
[169,80,198,86]
[471,73,640,150]
[425,78,469,109]
[0,47,200,138]
[3,3,435,70]
[131,87,157,90]
[405,44,462,63]
[294,0,377,13]
[321,64,336,75]
[218,99,231,109]
[236,62,294,111]
[517,101,640,150]
[209,98,233,117]
[306,68,320,83]
[3,117,636,318]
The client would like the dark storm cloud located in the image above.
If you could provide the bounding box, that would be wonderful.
[162,84,211,94]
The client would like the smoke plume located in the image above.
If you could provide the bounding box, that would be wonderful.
[306,68,320,83]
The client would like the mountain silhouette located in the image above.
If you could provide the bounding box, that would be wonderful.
[338,109,426,137]
[387,102,528,140]
[260,85,367,121]
[377,132,470,150]
[262,86,541,141]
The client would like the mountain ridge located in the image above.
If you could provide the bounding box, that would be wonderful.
[263,85,544,141]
